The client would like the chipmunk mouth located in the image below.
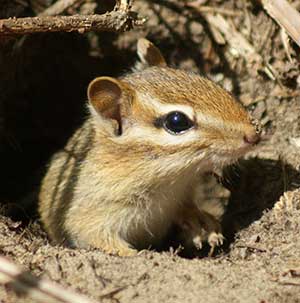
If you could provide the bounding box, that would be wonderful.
[212,156,238,175]
[220,139,257,158]
[207,145,250,175]
[193,139,257,177]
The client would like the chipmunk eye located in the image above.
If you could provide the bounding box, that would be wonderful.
[163,111,193,134]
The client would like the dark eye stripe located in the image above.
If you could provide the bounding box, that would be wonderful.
[153,116,164,129]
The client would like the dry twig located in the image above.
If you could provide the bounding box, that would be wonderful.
[0,0,144,36]
[261,0,300,47]
[0,256,97,303]
[280,29,293,62]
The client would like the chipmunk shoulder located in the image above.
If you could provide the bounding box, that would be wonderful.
[38,38,261,256]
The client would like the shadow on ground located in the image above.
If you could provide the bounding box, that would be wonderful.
[222,157,300,249]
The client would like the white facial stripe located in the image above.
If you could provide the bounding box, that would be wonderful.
[120,124,200,146]
[136,91,195,120]
[196,112,247,133]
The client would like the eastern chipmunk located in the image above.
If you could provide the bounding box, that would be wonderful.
[38,39,261,256]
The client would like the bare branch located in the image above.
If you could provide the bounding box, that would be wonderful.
[0,10,145,36]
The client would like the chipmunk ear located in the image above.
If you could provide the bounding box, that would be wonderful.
[137,38,167,67]
[87,76,133,136]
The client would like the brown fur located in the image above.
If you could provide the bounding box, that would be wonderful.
[38,39,260,256]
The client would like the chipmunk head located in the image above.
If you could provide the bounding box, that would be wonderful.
[87,39,261,177]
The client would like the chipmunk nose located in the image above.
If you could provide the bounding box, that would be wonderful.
[243,130,261,145]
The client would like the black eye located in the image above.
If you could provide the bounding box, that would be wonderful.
[163,111,193,134]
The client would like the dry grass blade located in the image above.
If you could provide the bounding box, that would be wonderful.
[261,0,300,47]
[0,256,98,303]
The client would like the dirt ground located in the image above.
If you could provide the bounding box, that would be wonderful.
[0,1,300,302]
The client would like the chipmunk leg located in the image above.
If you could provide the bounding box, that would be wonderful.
[92,235,138,257]
[198,210,224,256]
[176,204,224,255]
[73,230,138,257]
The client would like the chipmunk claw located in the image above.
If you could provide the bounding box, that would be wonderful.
[192,235,203,250]
[208,232,225,256]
